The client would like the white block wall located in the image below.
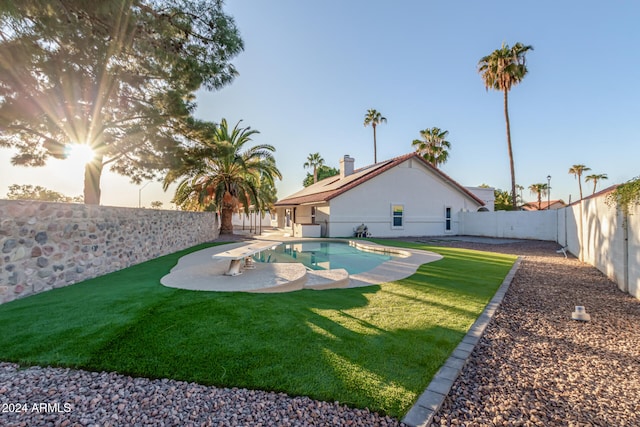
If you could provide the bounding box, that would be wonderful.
[459,210,558,240]
[629,209,640,298]
[564,197,639,298]
[460,197,640,299]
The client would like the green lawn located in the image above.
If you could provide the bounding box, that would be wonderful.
[0,240,516,418]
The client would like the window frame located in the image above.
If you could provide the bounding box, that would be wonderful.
[391,203,404,229]
[445,206,452,232]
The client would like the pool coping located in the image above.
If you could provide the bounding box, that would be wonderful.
[160,238,442,293]
[401,257,522,427]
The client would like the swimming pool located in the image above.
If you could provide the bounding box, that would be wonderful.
[253,241,399,274]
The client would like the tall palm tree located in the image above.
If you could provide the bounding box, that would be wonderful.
[411,127,451,168]
[585,173,608,195]
[478,42,533,209]
[363,109,387,164]
[303,152,325,184]
[568,164,591,200]
[164,119,282,234]
[529,183,549,210]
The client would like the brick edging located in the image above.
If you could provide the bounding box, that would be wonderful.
[402,257,522,427]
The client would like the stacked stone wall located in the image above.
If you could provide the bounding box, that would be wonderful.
[0,200,218,304]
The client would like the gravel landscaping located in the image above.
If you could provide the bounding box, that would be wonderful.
[420,239,640,427]
[1,238,638,426]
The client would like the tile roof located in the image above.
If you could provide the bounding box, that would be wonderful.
[521,199,567,211]
[275,152,484,206]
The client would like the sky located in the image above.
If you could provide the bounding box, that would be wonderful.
[1,1,639,208]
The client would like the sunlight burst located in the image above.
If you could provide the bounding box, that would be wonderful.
[66,144,96,166]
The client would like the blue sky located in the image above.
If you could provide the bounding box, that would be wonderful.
[1,1,639,208]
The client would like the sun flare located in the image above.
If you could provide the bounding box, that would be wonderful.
[66,144,96,166]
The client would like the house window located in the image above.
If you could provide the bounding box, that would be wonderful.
[392,204,404,229]
[445,207,452,232]
[311,206,316,224]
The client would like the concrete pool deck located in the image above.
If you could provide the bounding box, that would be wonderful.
[160,238,442,293]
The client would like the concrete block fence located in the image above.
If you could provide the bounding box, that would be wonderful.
[461,197,640,300]
[0,200,218,304]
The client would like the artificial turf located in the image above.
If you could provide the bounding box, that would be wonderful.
[0,240,516,418]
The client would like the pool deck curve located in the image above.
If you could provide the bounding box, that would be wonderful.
[161,237,442,293]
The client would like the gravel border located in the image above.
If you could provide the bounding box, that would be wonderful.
[415,239,640,427]
[1,239,638,426]
[403,257,522,427]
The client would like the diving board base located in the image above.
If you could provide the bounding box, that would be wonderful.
[224,259,243,276]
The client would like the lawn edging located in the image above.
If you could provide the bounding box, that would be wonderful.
[402,257,522,427]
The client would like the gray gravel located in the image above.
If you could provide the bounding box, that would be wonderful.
[0,364,401,426]
[1,238,638,426]
[418,239,640,427]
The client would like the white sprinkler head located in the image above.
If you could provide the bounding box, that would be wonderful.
[571,305,591,321]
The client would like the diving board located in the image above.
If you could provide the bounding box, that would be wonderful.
[212,240,282,276]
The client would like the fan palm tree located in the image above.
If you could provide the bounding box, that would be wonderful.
[411,127,451,168]
[516,184,525,205]
[568,164,591,200]
[478,42,533,209]
[494,189,514,211]
[585,173,608,195]
[363,109,387,164]
[529,183,549,210]
[303,152,325,184]
[164,119,282,234]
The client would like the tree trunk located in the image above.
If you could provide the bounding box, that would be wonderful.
[578,174,583,200]
[504,90,517,209]
[220,191,236,234]
[373,124,378,164]
[83,157,103,205]
[220,206,234,234]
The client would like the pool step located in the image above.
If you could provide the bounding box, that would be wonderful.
[247,263,307,293]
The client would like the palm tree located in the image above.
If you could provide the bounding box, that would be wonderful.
[529,183,549,210]
[585,173,608,195]
[516,184,525,206]
[494,189,514,211]
[250,171,279,234]
[568,164,591,200]
[164,119,282,234]
[411,127,451,168]
[303,152,325,184]
[478,42,533,209]
[363,109,387,163]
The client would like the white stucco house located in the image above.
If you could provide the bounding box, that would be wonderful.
[274,153,489,238]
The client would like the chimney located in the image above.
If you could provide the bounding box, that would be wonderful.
[339,155,354,178]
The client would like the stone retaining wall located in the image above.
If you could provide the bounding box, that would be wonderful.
[0,200,218,304]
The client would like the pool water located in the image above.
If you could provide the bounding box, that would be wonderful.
[253,241,396,274]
